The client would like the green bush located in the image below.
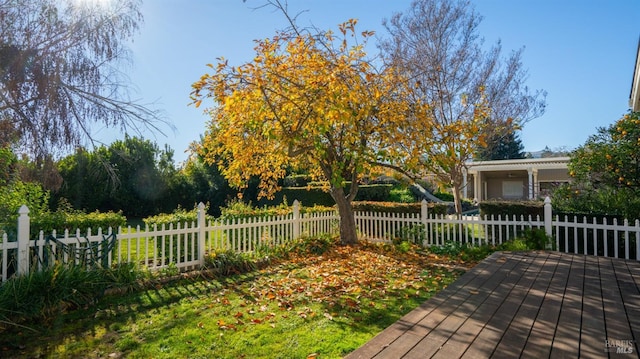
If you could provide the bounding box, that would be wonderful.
[143,204,213,228]
[389,187,417,203]
[354,184,393,201]
[429,240,467,256]
[291,233,337,255]
[459,245,496,262]
[204,250,257,276]
[499,239,529,251]
[32,210,126,235]
[552,184,640,220]
[0,181,51,236]
[219,199,293,220]
[0,262,141,325]
[433,192,454,202]
[516,228,553,250]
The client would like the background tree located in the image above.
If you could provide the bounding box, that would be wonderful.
[183,139,244,216]
[0,0,167,157]
[553,111,640,219]
[0,146,50,230]
[380,0,546,214]
[191,19,411,245]
[475,128,525,160]
[54,136,188,218]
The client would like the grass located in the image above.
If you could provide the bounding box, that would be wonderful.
[0,241,469,359]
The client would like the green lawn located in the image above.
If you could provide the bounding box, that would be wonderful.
[1,243,469,358]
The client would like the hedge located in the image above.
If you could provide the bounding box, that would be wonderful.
[479,200,544,219]
[259,184,396,208]
[352,201,449,216]
[31,210,127,235]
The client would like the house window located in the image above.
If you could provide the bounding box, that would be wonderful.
[502,181,523,199]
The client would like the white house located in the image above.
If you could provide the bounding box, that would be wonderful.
[464,157,571,202]
[460,38,638,203]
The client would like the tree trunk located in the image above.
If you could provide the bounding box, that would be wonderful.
[330,186,358,245]
[452,183,463,218]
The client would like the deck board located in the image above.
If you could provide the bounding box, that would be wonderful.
[345,251,640,359]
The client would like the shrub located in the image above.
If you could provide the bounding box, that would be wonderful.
[459,245,496,262]
[354,184,393,201]
[32,210,126,235]
[204,250,257,276]
[429,240,467,256]
[0,181,51,236]
[291,233,337,255]
[514,228,554,250]
[433,192,454,202]
[0,262,141,325]
[389,187,418,203]
[219,199,292,220]
[143,204,212,228]
[499,239,529,251]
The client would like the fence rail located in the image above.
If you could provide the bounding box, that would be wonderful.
[2,198,640,282]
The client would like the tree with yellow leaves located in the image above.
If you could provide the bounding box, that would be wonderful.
[191,18,412,245]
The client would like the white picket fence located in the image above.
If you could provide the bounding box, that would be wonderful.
[2,198,640,282]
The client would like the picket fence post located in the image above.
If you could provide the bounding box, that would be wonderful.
[544,196,553,247]
[17,205,30,276]
[197,202,206,267]
[421,200,428,246]
[420,200,428,224]
[292,200,301,239]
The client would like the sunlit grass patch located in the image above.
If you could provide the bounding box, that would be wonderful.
[1,242,464,358]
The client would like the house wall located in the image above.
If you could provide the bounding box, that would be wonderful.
[486,176,528,200]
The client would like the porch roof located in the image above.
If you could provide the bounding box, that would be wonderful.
[466,157,570,173]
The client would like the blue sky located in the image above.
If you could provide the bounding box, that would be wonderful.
[110,0,640,163]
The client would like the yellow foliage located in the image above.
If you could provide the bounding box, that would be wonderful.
[190,21,414,199]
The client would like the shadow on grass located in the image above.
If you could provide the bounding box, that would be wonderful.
[0,247,464,358]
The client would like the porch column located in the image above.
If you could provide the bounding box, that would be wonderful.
[527,168,538,199]
[533,169,538,198]
[474,171,482,202]
[462,168,468,199]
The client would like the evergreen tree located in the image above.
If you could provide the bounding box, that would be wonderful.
[476,130,525,160]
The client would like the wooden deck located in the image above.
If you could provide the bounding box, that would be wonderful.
[346,251,640,358]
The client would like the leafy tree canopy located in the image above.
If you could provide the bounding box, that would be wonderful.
[553,111,640,219]
[191,16,414,244]
[55,136,186,217]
